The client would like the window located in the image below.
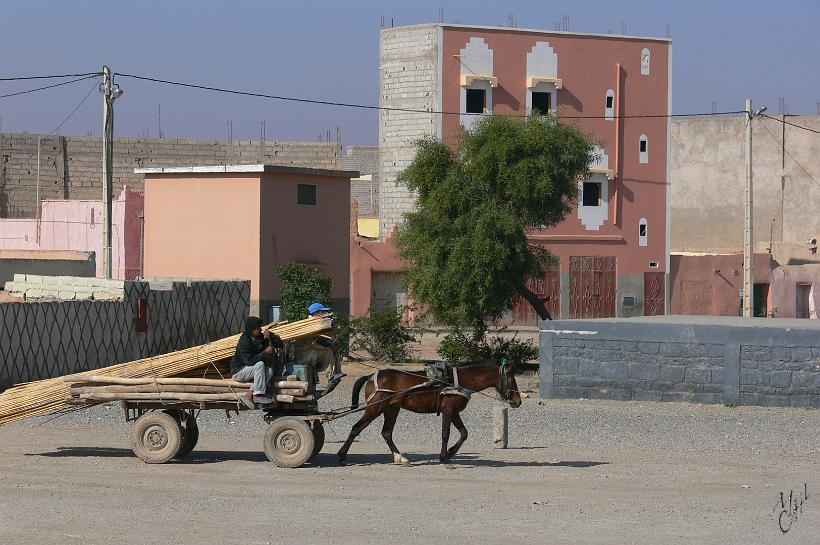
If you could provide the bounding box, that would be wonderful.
[639,134,648,164]
[465,89,486,114]
[639,218,648,247]
[531,91,551,114]
[582,182,602,207]
[297,183,316,206]
[641,48,651,76]
[605,89,615,120]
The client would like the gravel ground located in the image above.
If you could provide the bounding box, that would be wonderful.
[1,373,819,544]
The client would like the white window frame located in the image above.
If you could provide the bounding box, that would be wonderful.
[641,48,651,76]
[605,89,615,121]
[639,134,649,164]
[527,82,557,115]
[639,218,648,246]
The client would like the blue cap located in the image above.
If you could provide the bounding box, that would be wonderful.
[308,302,331,315]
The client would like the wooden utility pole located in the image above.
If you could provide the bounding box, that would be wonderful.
[742,98,753,317]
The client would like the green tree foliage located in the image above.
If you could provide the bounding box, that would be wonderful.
[347,307,417,363]
[395,114,595,327]
[437,329,538,367]
[276,262,333,321]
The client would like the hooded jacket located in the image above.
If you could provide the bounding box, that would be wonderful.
[230,317,282,373]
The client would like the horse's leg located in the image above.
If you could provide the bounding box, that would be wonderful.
[439,404,453,463]
[337,403,382,466]
[446,412,468,459]
[381,408,408,465]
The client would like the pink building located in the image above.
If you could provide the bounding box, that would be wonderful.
[0,187,143,280]
[139,165,355,318]
[352,23,672,320]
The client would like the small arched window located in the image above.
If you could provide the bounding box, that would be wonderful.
[641,48,651,76]
[639,134,648,164]
[639,218,648,246]
[605,89,615,121]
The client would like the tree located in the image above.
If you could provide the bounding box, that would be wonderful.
[394,114,595,328]
[276,262,333,321]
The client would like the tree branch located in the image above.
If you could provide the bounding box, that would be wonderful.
[513,279,553,321]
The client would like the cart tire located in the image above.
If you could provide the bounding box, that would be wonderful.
[263,417,315,468]
[311,422,325,459]
[162,409,199,459]
[130,411,183,464]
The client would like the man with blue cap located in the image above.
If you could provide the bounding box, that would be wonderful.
[294,302,345,392]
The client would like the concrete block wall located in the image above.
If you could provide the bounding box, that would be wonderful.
[379,24,441,236]
[5,274,126,301]
[540,316,820,408]
[0,133,341,218]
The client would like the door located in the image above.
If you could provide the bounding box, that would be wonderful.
[796,283,811,319]
[644,272,665,316]
[371,272,407,311]
[512,268,561,324]
[569,256,616,318]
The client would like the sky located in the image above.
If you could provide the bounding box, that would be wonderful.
[0,0,818,146]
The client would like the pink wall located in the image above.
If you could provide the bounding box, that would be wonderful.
[350,229,405,316]
[441,27,671,276]
[669,253,774,316]
[0,187,143,279]
[143,174,262,297]
[770,265,820,319]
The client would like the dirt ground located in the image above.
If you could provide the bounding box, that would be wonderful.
[0,377,818,545]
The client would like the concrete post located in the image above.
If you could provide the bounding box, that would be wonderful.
[493,406,508,449]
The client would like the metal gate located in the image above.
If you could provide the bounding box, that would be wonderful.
[569,256,616,318]
[644,272,665,316]
[512,269,561,324]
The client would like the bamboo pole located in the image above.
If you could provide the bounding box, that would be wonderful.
[0,316,331,426]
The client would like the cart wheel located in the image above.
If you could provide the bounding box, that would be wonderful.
[130,411,183,464]
[263,417,315,468]
[162,410,199,459]
[310,421,325,460]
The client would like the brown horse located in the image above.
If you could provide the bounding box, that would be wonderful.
[337,360,522,465]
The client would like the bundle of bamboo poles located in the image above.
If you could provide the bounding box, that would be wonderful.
[65,376,312,404]
[0,316,332,426]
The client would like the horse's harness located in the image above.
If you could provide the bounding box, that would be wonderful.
[364,362,514,406]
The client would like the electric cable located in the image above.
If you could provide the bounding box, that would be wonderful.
[0,75,99,100]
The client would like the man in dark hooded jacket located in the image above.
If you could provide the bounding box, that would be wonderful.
[231,316,283,406]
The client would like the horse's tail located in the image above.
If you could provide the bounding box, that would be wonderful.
[351,373,372,409]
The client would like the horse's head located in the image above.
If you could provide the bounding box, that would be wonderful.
[496,360,522,408]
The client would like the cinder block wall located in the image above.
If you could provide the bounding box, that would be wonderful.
[379,24,441,236]
[0,133,341,218]
[540,316,820,408]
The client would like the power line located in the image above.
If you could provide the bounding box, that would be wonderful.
[0,72,101,82]
[760,113,820,135]
[0,75,99,100]
[758,118,820,189]
[47,77,101,137]
[116,71,745,120]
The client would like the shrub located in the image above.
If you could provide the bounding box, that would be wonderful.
[276,262,333,322]
[437,329,537,367]
[349,307,416,363]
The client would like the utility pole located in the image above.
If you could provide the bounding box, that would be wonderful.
[102,66,123,279]
[742,98,754,317]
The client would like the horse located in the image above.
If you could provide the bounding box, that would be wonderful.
[337,360,522,466]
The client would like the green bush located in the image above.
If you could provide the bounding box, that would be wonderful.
[276,262,333,322]
[437,329,537,367]
[348,307,416,363]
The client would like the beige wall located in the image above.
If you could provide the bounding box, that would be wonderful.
[671,115,820,262]
[143,174,260,297]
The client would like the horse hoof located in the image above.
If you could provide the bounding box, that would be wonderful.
[338,457,347,466]
[393,454,410,465]
[439,456,450,464]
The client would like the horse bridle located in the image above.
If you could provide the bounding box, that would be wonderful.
[498,361,514,403]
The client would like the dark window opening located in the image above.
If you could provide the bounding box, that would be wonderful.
[606,95,614,109]
[582,182,602,207]
[297,183,317,206]
[531,91,551,114]
[465,88,486,114]
[640,139,648,153]
[135,298,148,333]
[639,224,647,237]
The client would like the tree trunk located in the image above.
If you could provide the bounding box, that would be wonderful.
[513,279,553,321]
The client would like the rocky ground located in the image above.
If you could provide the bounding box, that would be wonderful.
[0,373,818,544]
